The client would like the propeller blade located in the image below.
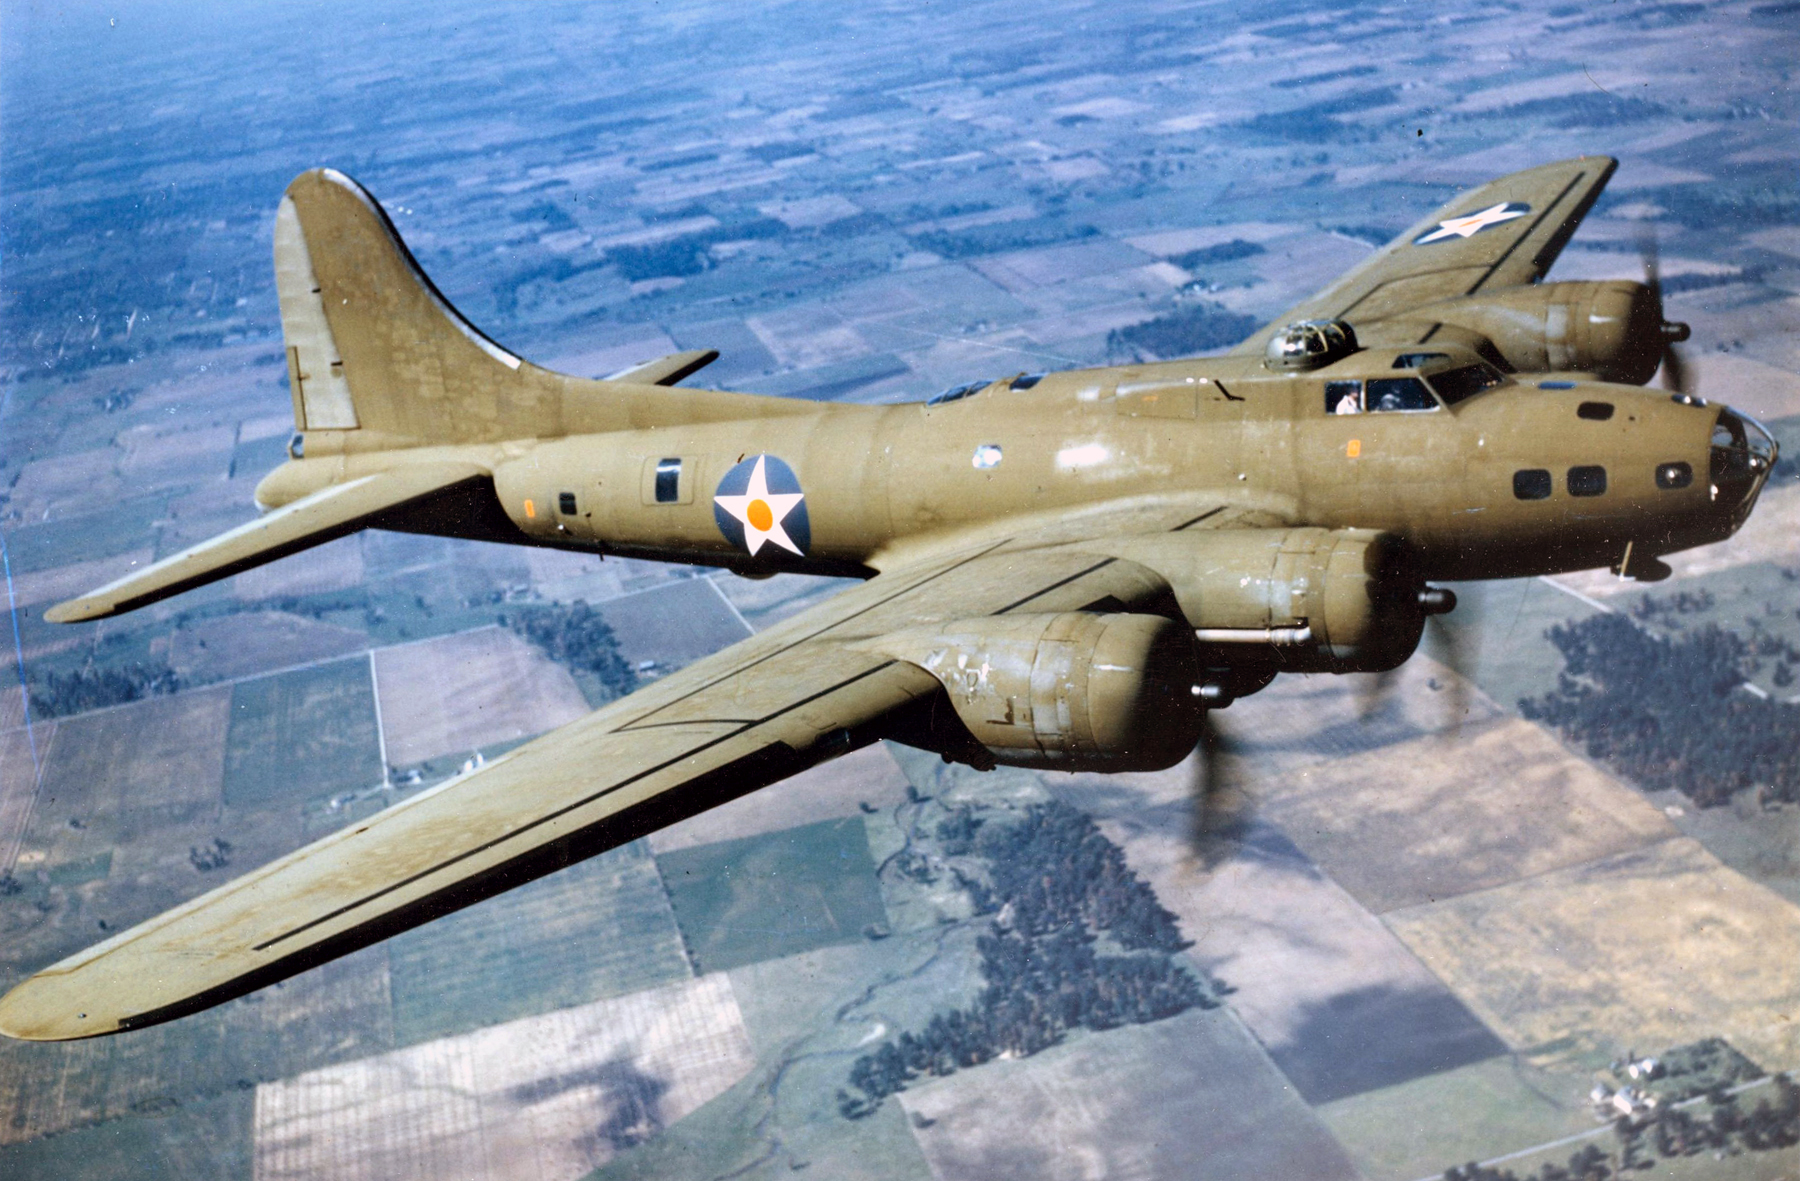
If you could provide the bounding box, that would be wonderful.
[1661,340,1691,394]
[1424,613,1472,736]
[1356,666,1396,722]
[1191,711,1246,864]
[1640,222,1694,394]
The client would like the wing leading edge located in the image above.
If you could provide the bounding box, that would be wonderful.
[0,522,1211,1040]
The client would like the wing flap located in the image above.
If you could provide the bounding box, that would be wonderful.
[43,462,488,623]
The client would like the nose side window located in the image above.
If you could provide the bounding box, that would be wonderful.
[1568,465,1607,497]
[1513,469,1552,500]
[1656,462,1693,490]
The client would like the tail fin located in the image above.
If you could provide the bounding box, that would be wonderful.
[275,169,551,443]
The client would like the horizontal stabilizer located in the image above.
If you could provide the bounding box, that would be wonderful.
[44,463,486,623]
[601,349,719,386]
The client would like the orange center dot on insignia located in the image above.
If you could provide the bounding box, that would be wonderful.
[747,499,773,531]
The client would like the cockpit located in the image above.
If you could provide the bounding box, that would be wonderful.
[1323,352,1509,415]
[924,372,1045,406]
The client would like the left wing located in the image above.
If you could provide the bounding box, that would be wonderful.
[1232,155,1618,354]
[0,508,1227,1040]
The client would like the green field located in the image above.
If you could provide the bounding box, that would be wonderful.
[387,839,693,1046]
[658,817,890,974]
[3,495,168,573]
[221,657,382,806]
[0,1089,252,1181]
[1316,1054,1598,1180]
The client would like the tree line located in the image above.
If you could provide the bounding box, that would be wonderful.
[502,600,638,700]
[28,663,180,719]
[840,801,1210,1117]
[1443,1073,1798,1180]
[1520,614,1800,807]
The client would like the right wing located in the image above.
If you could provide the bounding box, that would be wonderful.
[1232,155,1618,354]
[0,507,1226,1040]
[44,462,487,623]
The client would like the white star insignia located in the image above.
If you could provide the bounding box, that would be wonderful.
[1414,202,1529,245]
[713,455,806,557]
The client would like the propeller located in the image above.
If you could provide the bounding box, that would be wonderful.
[1639,227,1693,393]
[1190,708,1248,866]
[1355,588,1472,735]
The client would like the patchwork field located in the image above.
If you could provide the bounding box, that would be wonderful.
[386,840,692,1048]
[371,625,589,767]
[1260,717,1678,914]
[254,974,756,1181]
[221,658,381,807]
[0,945,394,1150]
[1316,1055,1599,1181]
[659,817,890,974]
[594,578,752,673]
[648,743,912,855]
[1386,837,1800,1069]
[898,1007,1361,1181]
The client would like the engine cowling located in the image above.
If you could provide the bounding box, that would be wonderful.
[1400,280,1680,384]
[870,612,1203,773]
[1099,527,1429,677]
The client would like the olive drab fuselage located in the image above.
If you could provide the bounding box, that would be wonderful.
[259,344,1760,588]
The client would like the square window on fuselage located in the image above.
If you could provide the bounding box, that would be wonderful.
[1514,469,1552,500]
[1567,465,1607,497]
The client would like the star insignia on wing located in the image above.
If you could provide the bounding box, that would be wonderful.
[713,455,806,557]
[1413,201,1531,245]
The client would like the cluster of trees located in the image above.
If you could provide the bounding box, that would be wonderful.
[1107,302,1260,361]
[910,221,1098,262]
[503,601,638,700]
[28,663,180,719]
[1444,1074,1798,1180]
[1520,615,1800,807]
[1168,239,1263,271]
[604,216,787,282]
[840,802,1208,1117]
[965,801,1191,954]
[188,838,233,872]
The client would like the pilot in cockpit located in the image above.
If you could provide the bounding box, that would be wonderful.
[1327,380,1362,415]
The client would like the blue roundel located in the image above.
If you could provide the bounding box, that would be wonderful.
[712,453,810,558]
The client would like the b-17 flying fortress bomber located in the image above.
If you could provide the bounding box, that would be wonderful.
[0,156,1776,1041]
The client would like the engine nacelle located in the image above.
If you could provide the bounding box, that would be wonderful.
[1400,280,1678,385]
[1099,527,1429,677]
[870,612,1203,773]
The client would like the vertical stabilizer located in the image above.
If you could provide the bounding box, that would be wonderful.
[274,169,551,443]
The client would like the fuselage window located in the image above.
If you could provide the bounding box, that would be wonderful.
[1365,376,1438,412]
[1010,373,1045,391]
[1326,379,1363,415]
[558,491,578,515]
[654,458,681,504]
[1656,461,1693,490]
[1567,465,1607,497]
[1429,364,1505,407]
[1393,352,1449,369]
[1514,469,1552,500]
[1577,401,1615,421]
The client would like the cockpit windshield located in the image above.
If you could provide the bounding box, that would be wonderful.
[926,380,985,406]
[1427,363,1507,407]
